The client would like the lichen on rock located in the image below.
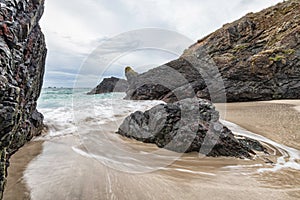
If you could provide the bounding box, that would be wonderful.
[125,66,138,85]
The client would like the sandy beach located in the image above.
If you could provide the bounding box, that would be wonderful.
[219,100,300,150]
[3,141,43,200]
[217,100,300,199]
[3,100,300,200]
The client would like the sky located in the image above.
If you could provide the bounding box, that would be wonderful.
[40,0,283,88]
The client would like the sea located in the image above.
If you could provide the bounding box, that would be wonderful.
[38,88,162,137]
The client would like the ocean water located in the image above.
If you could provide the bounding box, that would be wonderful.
[37,88,163,138]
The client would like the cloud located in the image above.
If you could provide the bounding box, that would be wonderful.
[40,0,283,88]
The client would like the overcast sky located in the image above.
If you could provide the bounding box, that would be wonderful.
[40,0,282,88]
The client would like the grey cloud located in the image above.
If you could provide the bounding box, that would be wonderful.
[41,0,283,88]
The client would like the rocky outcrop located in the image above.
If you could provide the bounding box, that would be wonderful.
[87,77,128,95]
[117,98,264,158]
[125,0,300,102]
[0,0,46,197]
[125,66,138,85]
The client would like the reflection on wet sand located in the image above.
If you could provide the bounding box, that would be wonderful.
[4,100,300,200]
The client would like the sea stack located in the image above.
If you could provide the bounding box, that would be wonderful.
[87,77,128,95]
[125,0,300,102]
[125,66,138,85]
[0,0,47,197]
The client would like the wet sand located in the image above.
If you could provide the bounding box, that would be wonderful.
[4,100,300,200]
[218,100,300,150]
[217,100,300,198]
[3,141,43,199]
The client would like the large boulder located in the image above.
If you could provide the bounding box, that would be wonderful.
[0,0,46,197]
[125,0,300,102]
[87,77,128,95]
[117,98,264,158]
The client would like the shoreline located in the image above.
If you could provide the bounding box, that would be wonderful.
[3,99,300,199]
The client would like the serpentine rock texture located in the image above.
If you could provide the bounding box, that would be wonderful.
[87,77,128,95]
[117,98,264,158]
[125,0,300,102]
[0,0,46,197]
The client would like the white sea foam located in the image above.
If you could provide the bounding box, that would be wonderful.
[221,120,300,173]
[40,107,77,138]
[168,168,216,176]
[40,90,163,139]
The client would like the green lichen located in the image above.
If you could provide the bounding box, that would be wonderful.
[269,55,285,62]
[233,44,248,52]
[283,48,295,55]
[272,93,282,99]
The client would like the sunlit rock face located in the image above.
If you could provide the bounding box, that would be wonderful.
[0,0,46,197]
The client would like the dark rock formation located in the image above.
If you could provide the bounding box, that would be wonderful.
[87,77,128,95]
[125,0,300,102]
[117,98,264,158]
[0,0,46,197]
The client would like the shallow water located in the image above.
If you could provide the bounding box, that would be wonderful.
[19,89,300,199]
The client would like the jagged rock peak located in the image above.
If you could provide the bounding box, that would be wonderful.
[125,66,138,85]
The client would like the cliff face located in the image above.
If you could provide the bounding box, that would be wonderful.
[125,0,300,102]
[0,0,46,197]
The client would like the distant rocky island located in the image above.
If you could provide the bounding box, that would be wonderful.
[87,77,128,95]
[124,0,300,102]
[88,66,141,95]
